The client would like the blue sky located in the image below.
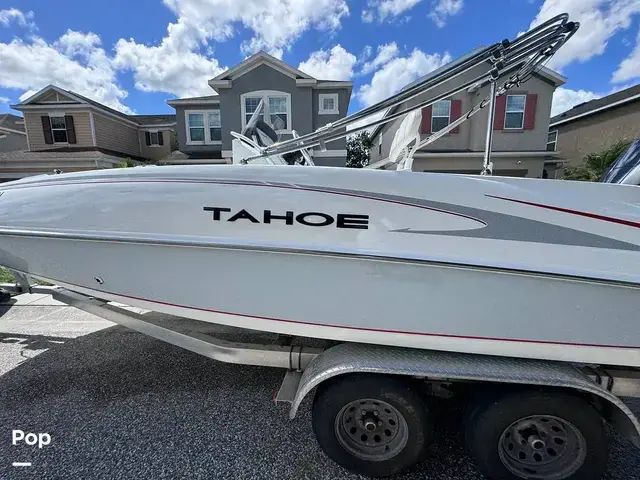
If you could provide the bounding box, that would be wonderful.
[1,0,640,117]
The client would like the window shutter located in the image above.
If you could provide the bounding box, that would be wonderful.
[493,95,507,130]
[158,131,164,146]
[450,99,462,134]
[41,116,53,144]
[420,105,432,134]
[65,115,76,144]
[145,131,151,146]
[523,94,538,130]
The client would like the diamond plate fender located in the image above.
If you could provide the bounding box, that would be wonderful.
[289,343,640,447]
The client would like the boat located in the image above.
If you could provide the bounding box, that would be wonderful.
[0,13,638,369]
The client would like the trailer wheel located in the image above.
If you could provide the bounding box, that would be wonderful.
[312,374,430,477]
[466,391,608,480]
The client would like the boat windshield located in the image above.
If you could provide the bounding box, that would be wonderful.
[600,139,640,184]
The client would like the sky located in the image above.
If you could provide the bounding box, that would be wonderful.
[1,0,639,118]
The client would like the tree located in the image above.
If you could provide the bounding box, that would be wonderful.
[563,140,632,181]
[346,131,374,168]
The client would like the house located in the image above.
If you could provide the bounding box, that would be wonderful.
[0,114,27,153]
[367,54,566,178]
[166,51,353,166]
[1,85,176,181]
[548,83,640,173]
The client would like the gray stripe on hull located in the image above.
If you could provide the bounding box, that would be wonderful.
[298,184,640,252]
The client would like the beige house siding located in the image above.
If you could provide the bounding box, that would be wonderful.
[24,111,93,151]
[139,129,173,161]
[369,64,557,168]
[93,113,141,157]
[38,90,77,103]
[553,101,640,168]
[411,156,545,178]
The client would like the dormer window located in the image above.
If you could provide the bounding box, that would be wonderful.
[241,91,291,133]
[319,93,339,115]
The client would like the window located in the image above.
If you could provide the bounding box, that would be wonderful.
[186,110,221,144]
[378,134,383,156]
[319,93,339,115]
[50,116,68,143]
[209,111,222,141]
[546,131,558,152]
[505,95,526,129]
[431,100,451,132]
[150,132,160,146]
[241,91,291,132]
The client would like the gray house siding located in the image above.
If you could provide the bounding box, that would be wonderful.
[217,64,312,152]
[311,88,348,152]
[174,103,222,157]
[0,131,27,153]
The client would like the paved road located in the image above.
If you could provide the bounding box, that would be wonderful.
[1,298,639,479]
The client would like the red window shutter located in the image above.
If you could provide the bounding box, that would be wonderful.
[450,99,462,133]
[493,95,507,130]
[420,105,432,134]
[523,93,537,130]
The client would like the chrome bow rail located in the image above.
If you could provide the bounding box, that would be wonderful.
[242,13,579,174]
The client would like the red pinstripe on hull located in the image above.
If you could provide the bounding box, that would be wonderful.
[46,275,640,350]
[487,194,640,229]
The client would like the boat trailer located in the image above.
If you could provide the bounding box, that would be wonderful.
[48,286,640,479]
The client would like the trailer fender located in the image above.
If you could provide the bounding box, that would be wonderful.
[288,343,640,447]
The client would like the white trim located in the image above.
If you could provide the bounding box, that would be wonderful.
[207,80,232,89]
[23,118,31,150]
[431,100,451,132]
[0,133,6,139]
[185,109,222,145]
[311,149,347,157]
[546,130,558,152]
[0,126,26,136]
[296,79,317,86]
[210,51,314,84]
[315,81,353,89]
[240,90,292,133]
[89,111,97,146]
[16,84,86,106]
[414,151,557,158]
[318,93,339,115]
[222,150,233,157]
[137,123,176,128]
[549,91,640,127]
[49,114,68,144]
[167,98,220,106]
[504,94,526,130]
[537,66,567,86]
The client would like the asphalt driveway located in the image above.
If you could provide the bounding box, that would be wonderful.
[1,296,639,479]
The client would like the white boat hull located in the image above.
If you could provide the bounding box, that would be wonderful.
[0,165,638,366]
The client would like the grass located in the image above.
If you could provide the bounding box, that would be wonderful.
[0,267,53,286]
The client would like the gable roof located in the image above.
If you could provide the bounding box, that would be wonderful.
[0,113,25,134]
[166,95,220,106]
[549,83,640,127]
[11,85,175,127]
[211,50,315,83]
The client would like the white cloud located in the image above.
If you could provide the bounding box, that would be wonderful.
[297,45,357,80]
[551,87,601,116]
[357,48,452,106]
[113,35,226,98]
[527,0,640,72]
[0,17,132,113]
[427,0,463,27]
[360,42,399,74]
[612,29,640,83]
[112,0,350,97]
[0,96,9,104]
[0,8,35,29]
[361,0,422,24]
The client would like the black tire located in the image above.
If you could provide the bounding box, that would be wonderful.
[312,374,430,477]
[465,390,608,480]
